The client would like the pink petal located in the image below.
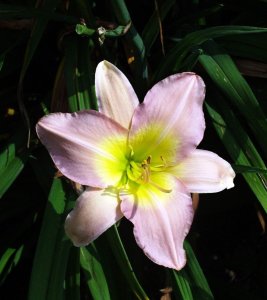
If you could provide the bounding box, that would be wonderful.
[120,173,194,270]
[95,61,139,129]
[65,187,123,246]
[129,73,205,162]
[172,149,235,193]
[36,110,128,188]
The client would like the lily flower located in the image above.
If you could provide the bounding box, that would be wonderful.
[36,61,235,270]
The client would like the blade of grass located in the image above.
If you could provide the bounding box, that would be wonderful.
[0,246,24,285]
[45,231,72,300]
[170,268,194,300]
[154,26,267,80]
[28,178,71,300]
[178,48,203,71]
[80,245,111,300]
[95,234,135,299]
[169,241,213,300]
[142,0,175,54]
[111,0,148,97]
[199,40,267,157]
[218,33,267,63]
[0,155,28,198]
[0,130,29,198]
[63,36,96,111]
[233,165,267,173]
[174,3,223,25]
[205,96,267,212]
[184,241,214,299]
[106,225,149,300]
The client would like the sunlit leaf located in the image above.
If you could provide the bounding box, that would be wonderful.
[28,178,72,300]
[0,246,24,285]
[0,131,28,198]
[205,98,267,212]
[80,246,111,300]
[199,40,267,157]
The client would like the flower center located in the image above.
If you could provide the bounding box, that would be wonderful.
[125,155,171,193]
[126,156,151,184]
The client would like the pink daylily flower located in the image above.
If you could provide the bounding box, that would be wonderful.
[36,61,235,270]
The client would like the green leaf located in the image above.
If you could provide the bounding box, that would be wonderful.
[0,131,28,198]
[111,0,148,97]
[174,4,223,25]
[0,3,78,23]
[65,247,80,300]
[45,234,72,300]
[199,40,267,157]
[0,246,24,285]
[205,98,267,212]
[178,48,203,72]
[142,0,175,54]
[233,165,267,174]
[0,156,27,198]
[154,26,267,80]
[184,241,214,299]
[218,33,267,62]
[106,225,149,300]
[171,268,194,300]
[169,241,213,300]
[28,178,72,300]
[80,246,111,300]
[63,35,97,112]
[18,0,61,140]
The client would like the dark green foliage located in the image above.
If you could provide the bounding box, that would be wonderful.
[0,0,267,299]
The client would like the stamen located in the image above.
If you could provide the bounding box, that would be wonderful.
[125,155,172,193]
[140,165,150,183]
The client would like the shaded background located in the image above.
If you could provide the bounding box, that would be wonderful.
[0,0,267,299]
